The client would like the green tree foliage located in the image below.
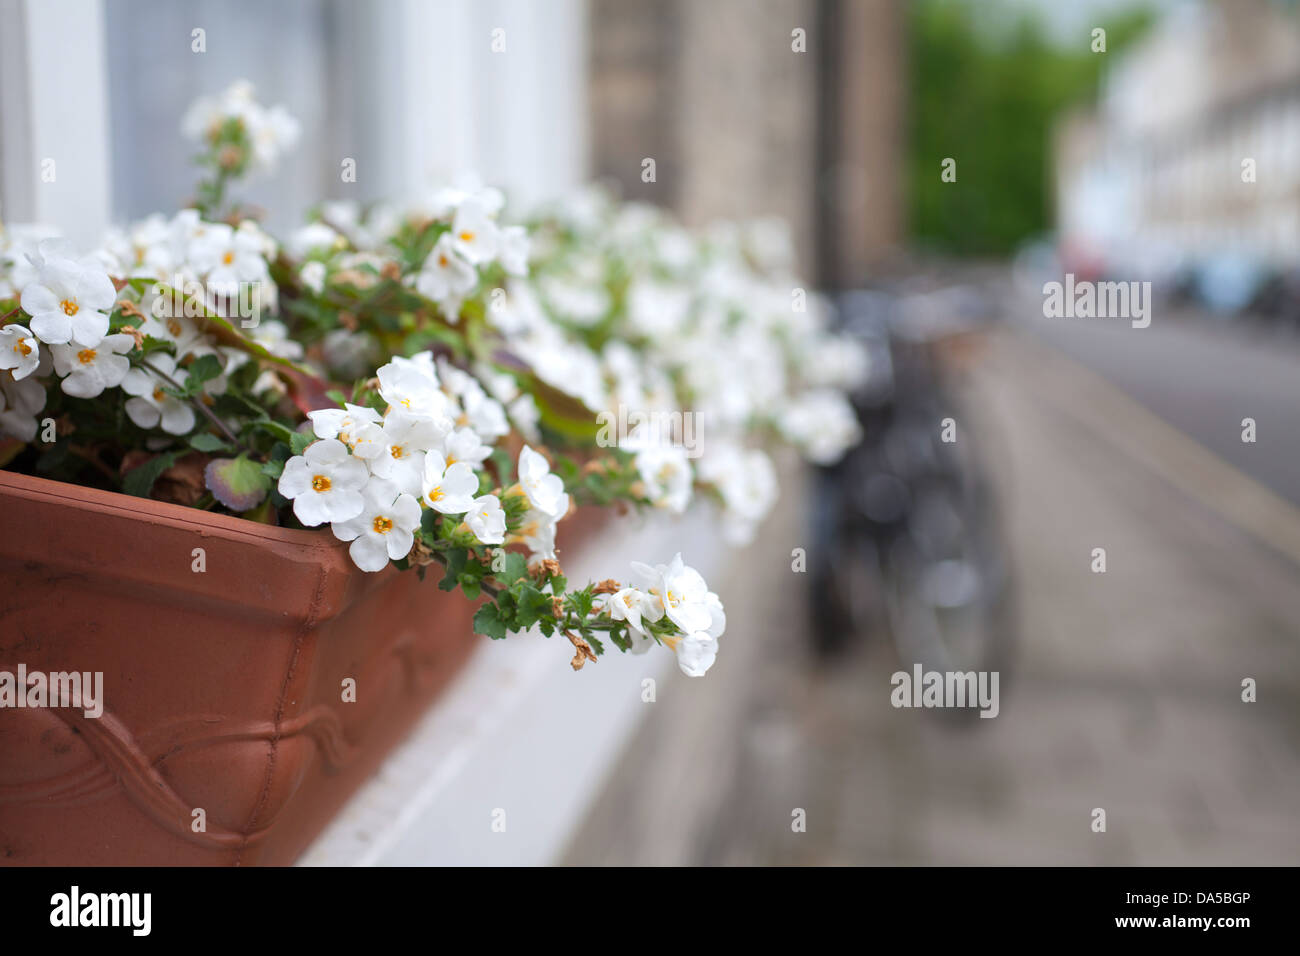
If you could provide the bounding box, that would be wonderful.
[907,0,1154,257]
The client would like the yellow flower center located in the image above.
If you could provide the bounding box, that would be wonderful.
[76,348,96,364]
[427,486,444,503]
[167,318,183,337]
[14,340,31,357]
[222,251,234,265]
[61,299,79,316]
[372,515,393,534]
[311,474,331,492]
[152,386,167,403]
[390,444,405,459]
[438,254,449,268]
[459,231,475,243]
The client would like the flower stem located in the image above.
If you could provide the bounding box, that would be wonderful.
[139,357,244,451]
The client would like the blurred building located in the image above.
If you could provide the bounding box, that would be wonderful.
[1054,0,1300,275]
[588,0,906,284]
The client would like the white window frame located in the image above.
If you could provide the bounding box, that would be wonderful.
[1,0,589,240]
[1,0,112,244]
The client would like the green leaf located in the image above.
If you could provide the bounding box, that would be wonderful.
[564,585,595,620]
[250,418,297,445]
[204,454,272,511]
[472,602,509,641]
[184,354,223,393]
[513,584,554,630]
[528,375,602,442]
[499,551,529,587]
[188,432,232,453]
[261,444,289,481]
[290,430,315,455]
[439,548,468,592]
[122,451,182,498]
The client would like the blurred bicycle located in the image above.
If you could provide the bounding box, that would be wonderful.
[808,281,1017,700]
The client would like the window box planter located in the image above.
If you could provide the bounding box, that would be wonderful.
[0,468,595,865]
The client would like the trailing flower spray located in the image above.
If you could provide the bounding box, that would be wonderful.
[0,82,868,677]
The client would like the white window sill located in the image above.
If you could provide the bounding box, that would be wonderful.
[298,507,728,866]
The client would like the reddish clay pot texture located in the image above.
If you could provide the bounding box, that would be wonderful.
[0,469,592,865]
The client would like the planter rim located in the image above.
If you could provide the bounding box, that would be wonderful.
[0,467,338,551]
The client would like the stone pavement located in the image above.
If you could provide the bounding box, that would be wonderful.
[562,327,1300,865]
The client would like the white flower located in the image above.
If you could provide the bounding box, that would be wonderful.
[50,334,133,398]
[300,260,327,294]
[441,426,491,468]
[517,445,569,519]
[377,361,454,424]
[507,393,540,442]
[465,494,506,545]
[330,478,421,572]
[512,507,559,565]
[101,214,178,281]
[415,234,477,317]
[498,225,529,277]
[603,587,659,638]
[779,389,861,465]
[421,450,478,514]
[696,444,778,544]
[449,198,500,266]
[278,438,369,526]
[541,276,609,327]
[458,387,509,441]
[0,324,41,380]
[140,290,205,357]
[249,104,301,172]
[425,181,505,219]
[799,333,871,391]
[674,632,718,677]
[21,255,116,347]
[0,225,59,299]
[435,357,479,401]
[287,222,343,259]
[0,370,45,441]
[182,81,300,174]
[121,354,197,434]
[626,280,691,338]
[630,553,716,635]
[308,402,384,457]
[367,410,445,497]
[390,350,440,382]
[248,319,303,360]
[634,443,693,514]
[189,221,271,290]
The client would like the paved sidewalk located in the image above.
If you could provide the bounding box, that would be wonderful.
[562,328,1300,865]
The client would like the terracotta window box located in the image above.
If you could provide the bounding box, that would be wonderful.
[0,469,597,865]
